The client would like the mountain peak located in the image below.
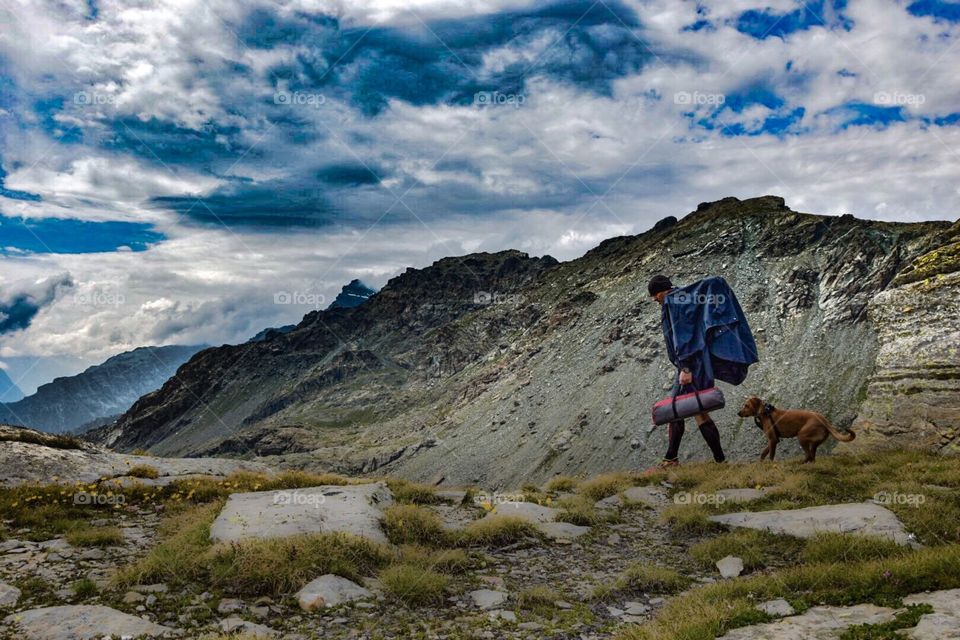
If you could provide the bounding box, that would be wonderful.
[329,279,377,310]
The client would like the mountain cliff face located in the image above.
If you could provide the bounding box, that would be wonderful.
[850,220,960,453]
[95,197,957,486]
[1,345,205,433]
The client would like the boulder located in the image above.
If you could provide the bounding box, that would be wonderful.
[716,556,744,578]
[0,582,21,607]
[756,598,795,617]
[3,605,173,639]
[470,589,508,610]
[296,575,372,610]
[209,482,393,545]
[708,502,915,546]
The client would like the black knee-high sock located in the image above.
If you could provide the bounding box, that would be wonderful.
[699,419,725,462]
[665,420,685,461]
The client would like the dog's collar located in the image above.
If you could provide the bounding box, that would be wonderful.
[759,403,782,439]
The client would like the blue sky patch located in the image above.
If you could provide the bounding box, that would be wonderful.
[0,215,165,254]
[908,1,960,22]
[824,102,907,129]
[692,85,805,137]
[735,0,853,40]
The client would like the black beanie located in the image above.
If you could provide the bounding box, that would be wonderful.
[647,274,673,296]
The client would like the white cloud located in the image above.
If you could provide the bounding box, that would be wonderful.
[1,0,960,375]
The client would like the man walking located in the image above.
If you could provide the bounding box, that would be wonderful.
[648,274,758,469]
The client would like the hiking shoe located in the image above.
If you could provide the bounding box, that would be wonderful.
[644,459,680,474]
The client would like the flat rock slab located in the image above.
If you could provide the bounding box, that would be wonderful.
[4,605,174,639]
[904,613,960,640]
[902,589,960,640]
[209,482,393,545]
[721,589,960,639]
[538,521,591,540]
[708,502,915,546]
[595,486,669,510]
[297,574,372,610]
[489,501,558,523]
[719,603,896,639]
[903,588,960,616]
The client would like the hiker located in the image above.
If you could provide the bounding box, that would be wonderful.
[648,274,758,469]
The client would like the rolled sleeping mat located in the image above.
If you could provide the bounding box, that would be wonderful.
[651,387,725,426]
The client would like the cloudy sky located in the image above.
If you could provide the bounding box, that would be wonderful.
[1,0,959,392]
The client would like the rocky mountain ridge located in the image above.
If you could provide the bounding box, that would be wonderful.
[91,196,958,486]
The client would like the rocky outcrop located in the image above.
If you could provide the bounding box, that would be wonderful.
[94,197,955,485]
[0,424,270,487]
[3,605,173,639]
[851,220,960,453]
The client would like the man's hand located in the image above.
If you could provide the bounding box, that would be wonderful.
[679,369,693,385]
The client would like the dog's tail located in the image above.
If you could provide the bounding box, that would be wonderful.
[823,418,856,442]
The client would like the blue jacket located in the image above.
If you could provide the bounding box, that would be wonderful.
[661,276,759,389]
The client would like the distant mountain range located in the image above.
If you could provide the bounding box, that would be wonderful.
[0,369,24,403]
[0,344,205,433]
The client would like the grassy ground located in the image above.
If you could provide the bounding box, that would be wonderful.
[2,448,957,639]
[612,449,960,640]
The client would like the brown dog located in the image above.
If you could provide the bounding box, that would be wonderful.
[737,397,855,463]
